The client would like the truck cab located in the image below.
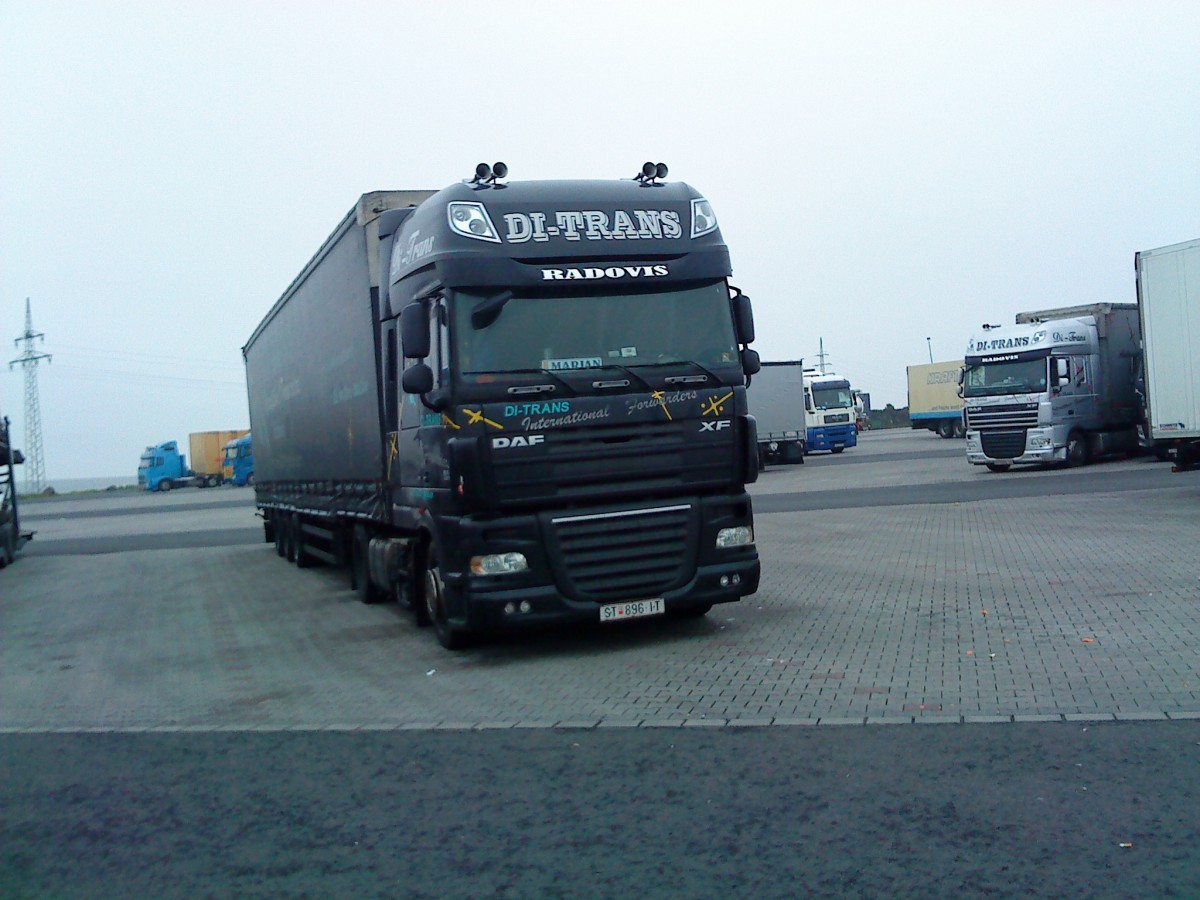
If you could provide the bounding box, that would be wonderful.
[802,370,858,453]
[222,433,253,486]
[138,441,187,491]
[962,304,1140,471]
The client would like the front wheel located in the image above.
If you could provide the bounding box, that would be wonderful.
[1065,431,1090,468]
[420,547,469,650]
[158,479,172,492]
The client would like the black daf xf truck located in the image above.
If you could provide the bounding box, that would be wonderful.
[244,164,762,649]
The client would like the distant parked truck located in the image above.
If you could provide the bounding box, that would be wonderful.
[1136,238,1200,471]
[963,303,1141,471]
[222,432,254,485]
[748,360,807,466]
[138,430,248,490]
[1,414,32,567]
[908,360,965,438]
[802,369,858,453]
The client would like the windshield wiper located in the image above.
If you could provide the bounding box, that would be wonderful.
[588,364,652,390]
[631,359,721,384]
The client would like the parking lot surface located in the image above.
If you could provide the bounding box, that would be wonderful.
[5,428,1198,732]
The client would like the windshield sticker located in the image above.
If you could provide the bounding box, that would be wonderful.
[702,392,734,417]
[463,408,504,430]
[542,357,603,371]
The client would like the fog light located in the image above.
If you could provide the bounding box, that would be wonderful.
[504,602,516,615]
[731,574,741,585]
[470,552,529,576]
[519,600,532,613]
[716,526,753,548]
[720,575,730,587]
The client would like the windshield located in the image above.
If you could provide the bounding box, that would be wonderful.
[963,358,1048,397]
[811,386,853,410]
[453,281,738,378]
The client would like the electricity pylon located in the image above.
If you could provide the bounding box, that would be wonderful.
[9,298,51,494]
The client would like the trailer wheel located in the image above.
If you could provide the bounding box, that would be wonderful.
[292,514,315,568]
[272,515,285,557]
[937,420,954,439]
[1065,431,1089,468]
[419,546,469,650]
[953,420,966,439]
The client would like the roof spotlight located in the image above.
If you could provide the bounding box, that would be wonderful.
[636,161,669,184]
[471,161,508,184]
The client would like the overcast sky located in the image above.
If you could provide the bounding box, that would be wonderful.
[2,1,1198,482]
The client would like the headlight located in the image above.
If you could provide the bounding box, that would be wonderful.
[470,552,528,576]
[447,202,501,243]
[716,526,753,549]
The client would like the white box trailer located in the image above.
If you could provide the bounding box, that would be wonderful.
[1136,237,1200,470]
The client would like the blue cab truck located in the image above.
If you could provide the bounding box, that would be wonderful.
[1,414,31,567]
[222,433,254,486]
[244,164,763,649]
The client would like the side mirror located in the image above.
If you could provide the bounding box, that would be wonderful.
[400,303,430,360]
[733,294,755,344]
[401,362,433,395]
[1054,358,1070,386]
[740,347,761,376]
[12,449,24,465]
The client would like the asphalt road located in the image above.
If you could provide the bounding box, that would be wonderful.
[3,430,1199,898]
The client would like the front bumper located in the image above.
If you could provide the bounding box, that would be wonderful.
[965,428,1065,466]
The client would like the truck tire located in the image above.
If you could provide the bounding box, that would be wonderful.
[1065,431,1089,468]
[831,446,844,454]
[952,420,966,439]
[158,479,172,492]
[419,545,469,650]
[292,513,315,568]
[985,462,1011,473]
[937,420,954,439]
[0,524,14,568]
[272,515,286,557]
[350,525,384,604]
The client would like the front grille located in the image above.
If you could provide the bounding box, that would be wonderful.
[825,413,851,424]
[966,403,1039,430]
[550,504,695,602]
[491,419,734,509]
[980,430,1028,459]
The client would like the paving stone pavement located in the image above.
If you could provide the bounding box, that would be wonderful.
[3,433,1199,732]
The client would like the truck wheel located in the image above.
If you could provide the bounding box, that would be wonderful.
[293,514,315,568]
[350,525,384,604]
[953,420,966,439]
[985,463,1011,473]
[158,479,172,492]
[938,420,954,439]
[1066,431,1089,468]
[272,516,286,557]
[420,547,469,650]
[0,525,14,568]
[831,446,844,454]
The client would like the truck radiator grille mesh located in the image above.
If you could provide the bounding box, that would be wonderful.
[491,420,734,508]
[551,505,694,602]
[966,404,1039,431]
[980,430,1028,459]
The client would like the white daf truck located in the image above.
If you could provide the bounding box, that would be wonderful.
[1135,238,1200,471]
[962,303,1141,471]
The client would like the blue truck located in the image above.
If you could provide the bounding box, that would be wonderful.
[138,430,247,491]
[222,432,254,486]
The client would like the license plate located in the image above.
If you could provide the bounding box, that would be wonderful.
[599,598,664,622]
